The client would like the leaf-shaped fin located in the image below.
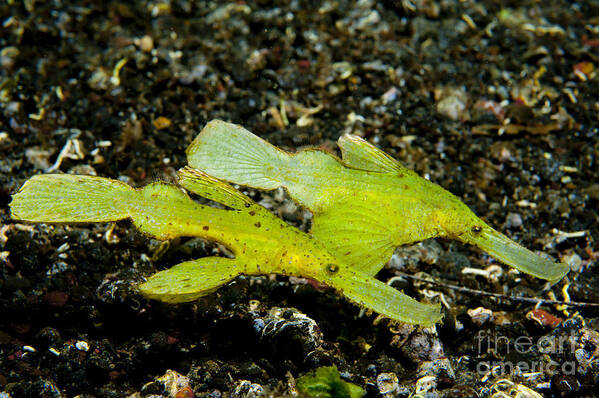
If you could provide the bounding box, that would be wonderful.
[10,174,135,222]
[178,166,255,210]
[139,257,242,303]
[324,266,442,326]
[311,200,396,276]
[185,120,348,213]
[186,120,288,190]
[338,134,411,174]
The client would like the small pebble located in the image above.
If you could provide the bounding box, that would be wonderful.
[526,309,562,328]
[139,35,154,52]
[467,307,494,326]
[563,252,582,272]
[376,372,398,396]
[75,341,89,351]
[153,116,172,130]
[505,212,523,229]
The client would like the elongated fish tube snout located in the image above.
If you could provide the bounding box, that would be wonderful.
[463,227,569,283]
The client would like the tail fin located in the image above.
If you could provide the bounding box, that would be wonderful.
[10,174,135,223]
[186,120,288,190]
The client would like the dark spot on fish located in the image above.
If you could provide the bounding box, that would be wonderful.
[249,211,256,216]
[255,222,261,228]
[203,226,209,231]
[326,264,339,274]
[471,225,482,233]
[244,203,251,208]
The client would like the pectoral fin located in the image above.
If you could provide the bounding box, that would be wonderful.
[139,257,242,303]
[311,200,395,276]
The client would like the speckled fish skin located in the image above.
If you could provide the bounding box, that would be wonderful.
[9,168,442,326]
[186,120,569,283]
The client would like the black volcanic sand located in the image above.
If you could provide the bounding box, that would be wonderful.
[1,1,598,397]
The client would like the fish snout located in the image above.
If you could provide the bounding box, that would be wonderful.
[462,226,569,283]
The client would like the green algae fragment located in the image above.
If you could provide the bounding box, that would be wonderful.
[296,366,364,398]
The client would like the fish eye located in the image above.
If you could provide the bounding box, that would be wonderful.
[326,264,339,274]
[471,225,482,233]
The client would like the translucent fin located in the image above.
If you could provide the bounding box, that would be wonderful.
[186,120,288,190]
[325,267,442,326]
[338,134,411,174]
[311,201,396,276]
[178,166,255,210]
[466,227,569,283]
[10,174,134,223]
[139,257,241,303]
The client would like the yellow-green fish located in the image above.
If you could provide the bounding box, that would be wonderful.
[185,120,569,282]
[9,167,442,326]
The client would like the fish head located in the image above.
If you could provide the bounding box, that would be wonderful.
[432,201,569,283]
[428,195,485,240]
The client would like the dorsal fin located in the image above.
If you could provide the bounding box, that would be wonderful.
[186,120,287,190]
[177,166,255,210]
[338,134,408,174]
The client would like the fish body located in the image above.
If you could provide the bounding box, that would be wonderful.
[10,167,442,326]
[186,120,569,282]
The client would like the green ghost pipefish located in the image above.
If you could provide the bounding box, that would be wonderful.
[10,168,442,326]
[185,120,569,282]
